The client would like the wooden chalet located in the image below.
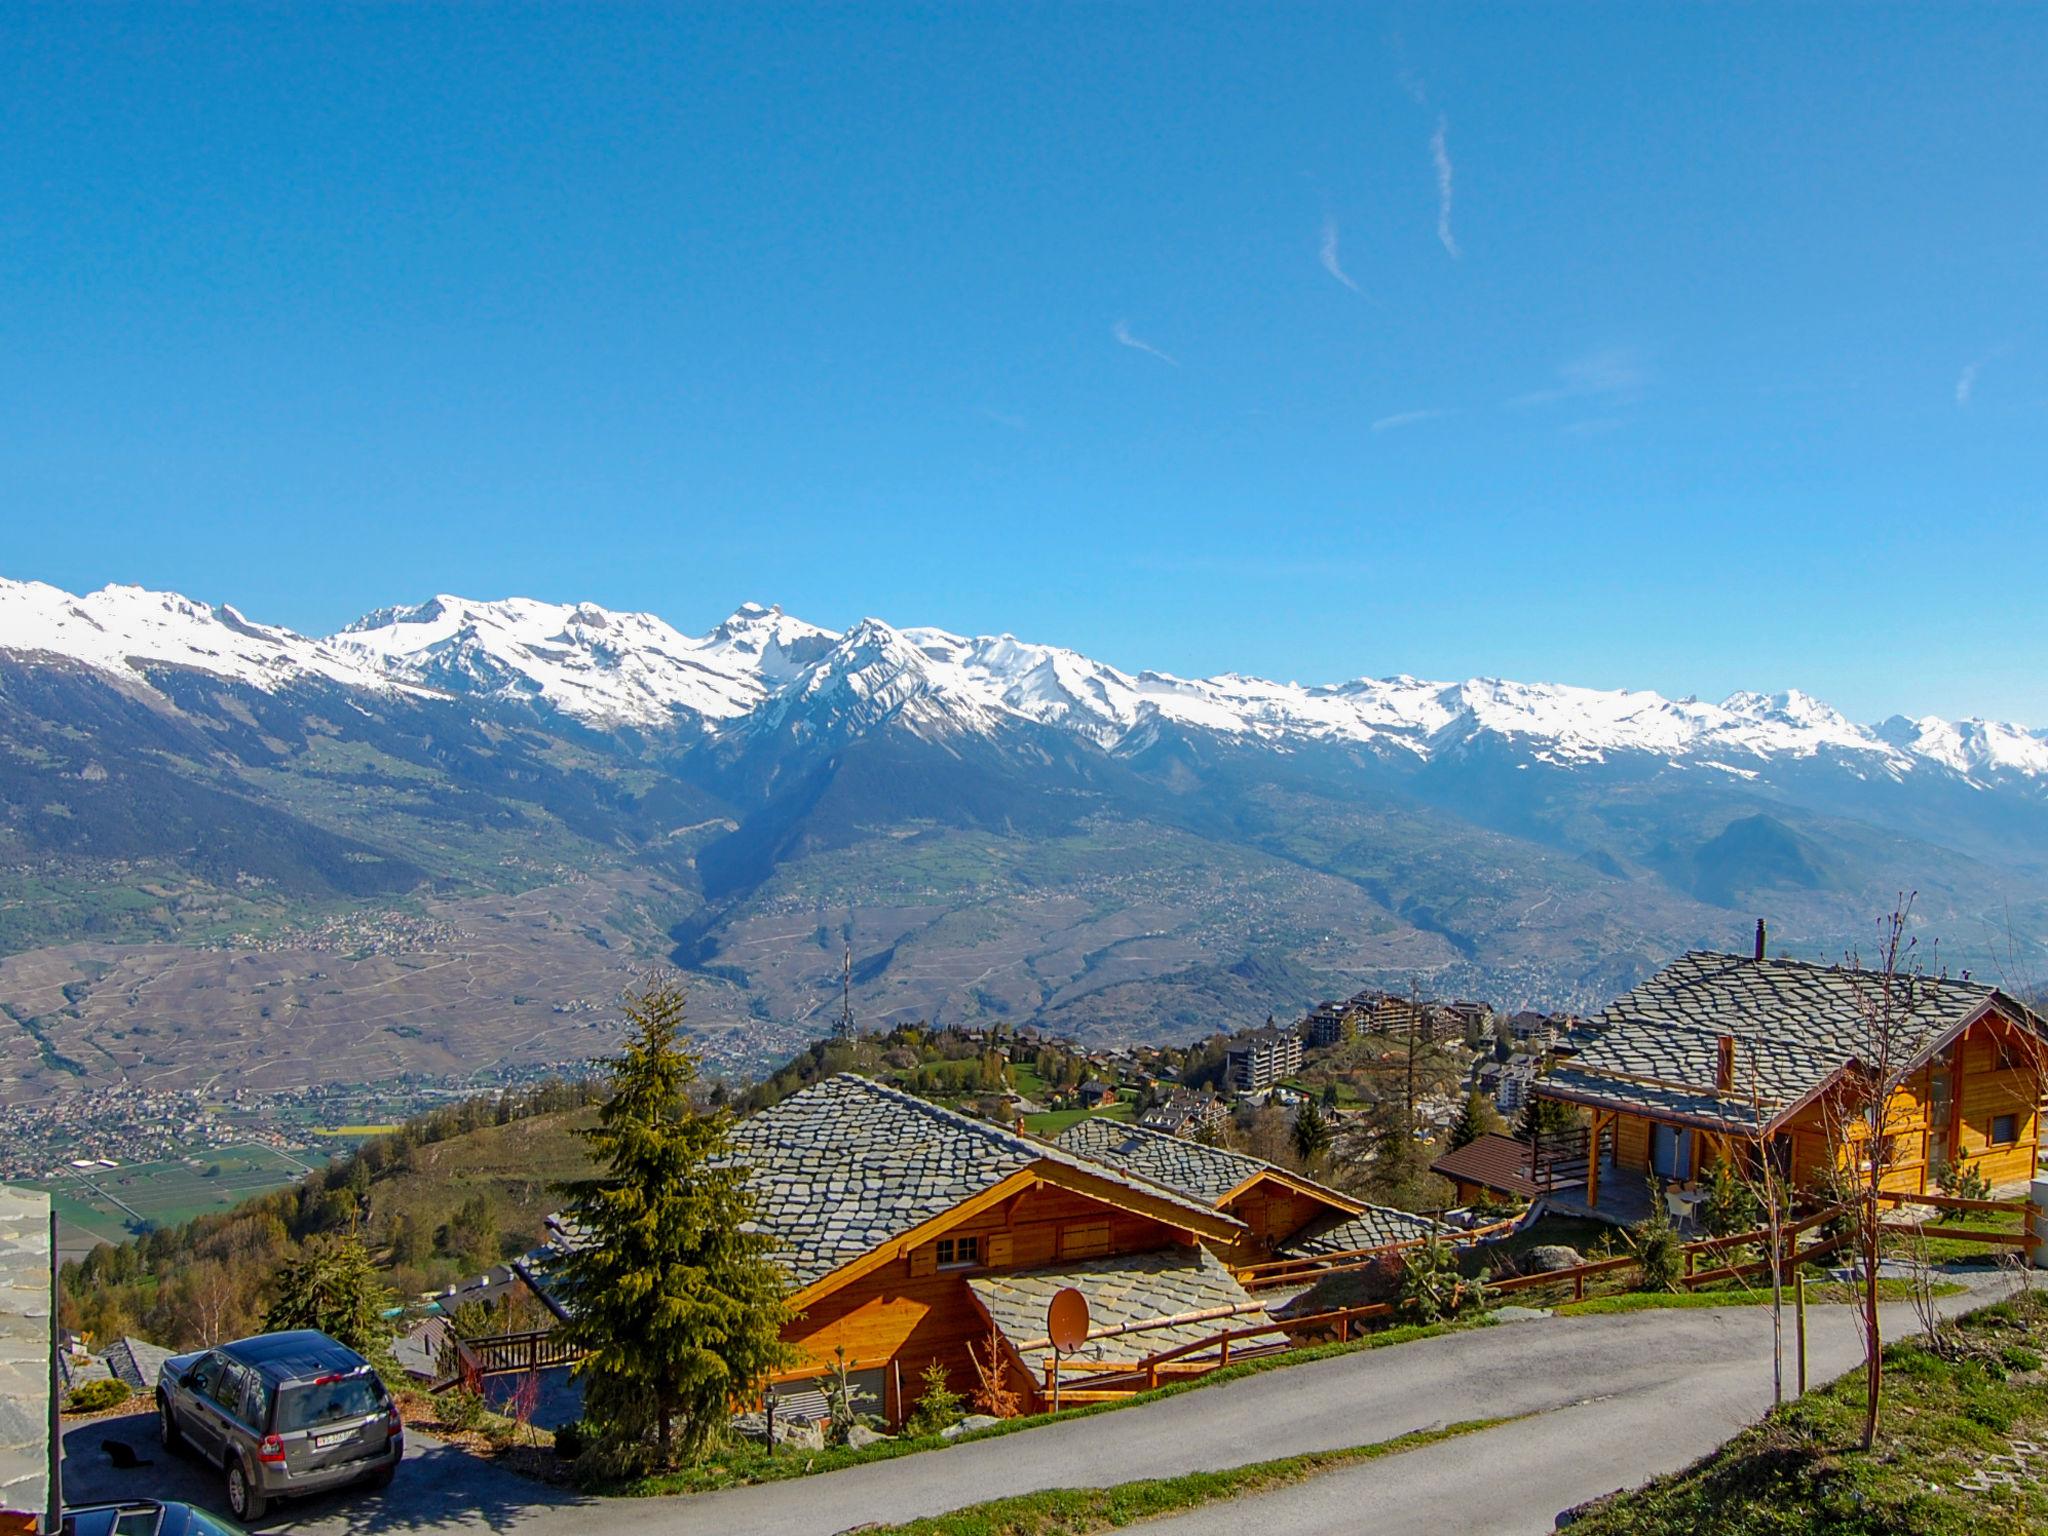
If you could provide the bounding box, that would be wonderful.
[726,1075,1271,1425]
[1535,947,2048,1215]
[1053,1117,1442,1270]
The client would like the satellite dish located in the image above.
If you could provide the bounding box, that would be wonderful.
[1047,1286,1090,1354]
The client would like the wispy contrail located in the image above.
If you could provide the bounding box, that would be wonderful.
[1319,217,1361,293]
[1431,116,1460,259]
[1371,408,1455,432]
[1113,320,1179,367]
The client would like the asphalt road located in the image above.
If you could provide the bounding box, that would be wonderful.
[60,1275,2009,1536]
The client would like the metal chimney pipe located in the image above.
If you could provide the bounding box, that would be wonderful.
[1754,919,1767,963]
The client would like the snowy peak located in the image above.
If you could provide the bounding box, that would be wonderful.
[0,578,399,695]
[1877,714,2048,780]
[1,574,2042,781]
[333,594,767,724]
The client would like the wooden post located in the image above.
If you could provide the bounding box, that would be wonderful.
[1795,1269,1808,1395]
[1574,1269,1585,1302]
[1218,1336,1231,1368]
[1585,1112,1603,1210]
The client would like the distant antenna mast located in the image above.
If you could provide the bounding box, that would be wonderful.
[836,944,855,1038]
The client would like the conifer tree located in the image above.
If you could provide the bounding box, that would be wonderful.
[554,975,793,1468]
[1448,1090,1499,1150]
[1292,1097,1332,1165]
[263,1233,391,1353]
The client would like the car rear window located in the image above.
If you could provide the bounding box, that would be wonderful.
[274,1372,386,1432]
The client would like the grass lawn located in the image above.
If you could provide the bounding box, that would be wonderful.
[1564,1293,2048,1534]
[1553,1278,1967,1316]
[859,1418,1513,1535]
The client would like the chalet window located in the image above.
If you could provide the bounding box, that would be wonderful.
[1059,1221,1111,1259]
[1992,1114,2020,1146]
[1995,1039,2029,1073]
[935,1235,980,1269]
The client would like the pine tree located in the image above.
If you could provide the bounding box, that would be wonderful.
[1292,1097,1332,1165]
[263,1233,391,1353]
[1448,1090,1496,1151]
[554,975,794,1469]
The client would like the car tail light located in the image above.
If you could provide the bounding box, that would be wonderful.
[386,1407,403,1438]
[258,1434,287,1464]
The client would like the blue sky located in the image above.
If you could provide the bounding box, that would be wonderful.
[4,6,2044,723]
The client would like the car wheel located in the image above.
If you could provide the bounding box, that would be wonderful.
[226,1457,267,1522]
[367,1465,395,1491]
[157,1394,183,1453]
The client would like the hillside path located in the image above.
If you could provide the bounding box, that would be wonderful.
[60,1272,2012,1536]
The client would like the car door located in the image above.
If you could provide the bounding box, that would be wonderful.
[181,1359,227,1466]
[203,1361,252,1463]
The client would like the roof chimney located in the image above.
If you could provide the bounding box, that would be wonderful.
[1753,919,1767,963]
[1716,1034,1736,1093]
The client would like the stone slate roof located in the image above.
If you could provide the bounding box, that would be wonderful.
[1282,1204,1446,1258]
[1053,1117,1303,1206]
[102,1336,176,1392]
[728,1076,1234,1291]
[1541,950,2036,1133]
[0,1186,51,1520]
[968,1247,1283,1366]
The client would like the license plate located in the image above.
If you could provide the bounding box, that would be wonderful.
[312,1430,351,1449]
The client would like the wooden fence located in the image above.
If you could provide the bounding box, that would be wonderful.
[1047,1189,2039,1408]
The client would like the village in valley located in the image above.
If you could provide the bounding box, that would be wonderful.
[20,911,2048,1536]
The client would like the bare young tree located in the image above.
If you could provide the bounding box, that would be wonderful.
[1827,895,1929,1452]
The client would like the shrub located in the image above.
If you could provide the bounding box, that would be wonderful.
[821,1346,877,1446]
[1936,1158,1992,1215]
[1630,1180,1683,1293]
[1397,1234,1485,1324]
[66,1378,131,1413]
[442,1387,490,1432]
[1699,1160,1760,1238]
[903,1359,966,1438]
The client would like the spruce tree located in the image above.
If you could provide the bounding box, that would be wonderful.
[1448,1090,1497,1151]
[263,1233,391,1353]
[554,975,793,1468]
[1292,1097,1332,1165]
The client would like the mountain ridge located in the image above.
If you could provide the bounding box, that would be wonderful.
[6,576,2043,782]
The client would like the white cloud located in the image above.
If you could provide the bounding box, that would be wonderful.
[1112,319,1179,367]
[1372,408,1455,432]
[1431,116,1461,259]
[1319,217,1361,293]
[1513,348,1647,409]
[1956,346,2011,407]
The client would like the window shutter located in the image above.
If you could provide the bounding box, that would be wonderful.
[984,1233,1013,1267]
[909,1244,937,1278]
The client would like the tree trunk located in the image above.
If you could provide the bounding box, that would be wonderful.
[658,1393,674,1469]
[1861,1185,1882,1450]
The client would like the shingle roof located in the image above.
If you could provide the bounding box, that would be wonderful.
[1429,1131,1550,1200]
[728,1075,1232,1291]
[1053,1117,1297,1206]
[1542,950,2035,1133]
[102,1336,175,1392]
[1281,1205,1446,1257]
[967,1247,1282,1366]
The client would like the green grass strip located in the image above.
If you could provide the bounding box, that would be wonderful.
[1553,1278,1967,1315]
[864,1417,1516,1535]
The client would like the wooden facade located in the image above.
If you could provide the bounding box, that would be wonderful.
[770,1163,1237,1423]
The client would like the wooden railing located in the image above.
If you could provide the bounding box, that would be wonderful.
[430,1327,583,1393]
[1039,1192,2040,1411]
[1235,1214,1523,1293]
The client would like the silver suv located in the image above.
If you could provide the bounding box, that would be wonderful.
[156,1330,403,1522]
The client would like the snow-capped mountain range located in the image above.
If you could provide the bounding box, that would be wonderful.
[4,576,2043,781]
